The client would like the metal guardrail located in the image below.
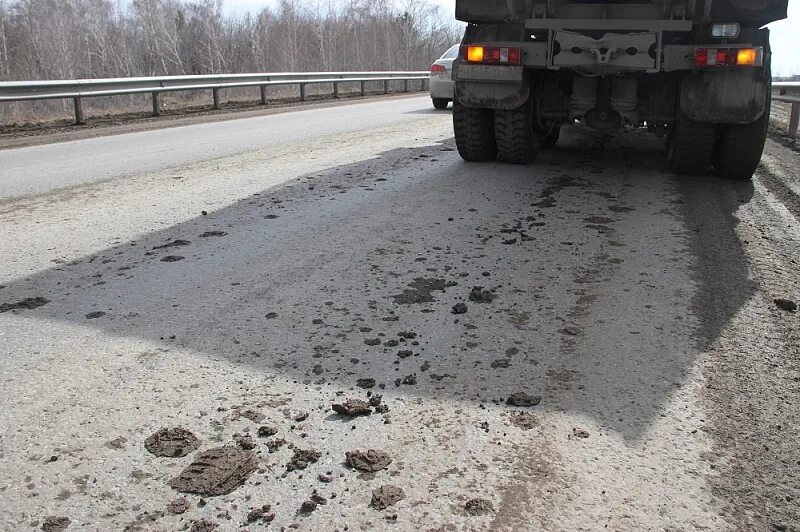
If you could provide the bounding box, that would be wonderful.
[0,71,430,125]
[773,82,800,139]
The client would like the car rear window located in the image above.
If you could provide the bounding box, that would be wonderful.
[442,45,460,59]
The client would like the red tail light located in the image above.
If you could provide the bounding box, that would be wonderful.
[694,47,763,68]
[461,45,522,65]
[430,64,446,74]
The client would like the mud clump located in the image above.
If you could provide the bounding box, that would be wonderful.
[371,485,405,510]
[266,438,288,453]
[189,519,218,532]
[41,516,71,531]
[234,433,256,450]
[153,239,191,250]
[509,412,538,431]
[357,378,376,389]
[465,498,494,516]
[199,231,227,238]
[469,287,497,303]
[506,392,542,407]
[572,428,590,439]
[491,359,511,369]
[85,311,106,319]
[0,297,50,313]
[287,448,322,471]
[240,409,265,423]
[257,426,279,438]
[247,505,275,524]
[392,278,457,305]
[451,303,468,315]
[364,338,382,346]
[332,399,372,417]
[145,427,200,458]
[166,498,191,515]
[346,450,392,472]
[169,446,257,496]
[774,299,797,312]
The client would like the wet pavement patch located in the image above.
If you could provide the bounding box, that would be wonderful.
[169,446,257,496]
[391,278,457,305]
[0,296,50,313]
[145,427,200,458]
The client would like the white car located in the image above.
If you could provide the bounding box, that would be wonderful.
[429,45,459,110]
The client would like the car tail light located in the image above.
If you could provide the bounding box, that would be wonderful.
[461,45,522,65]
[694,47,763,68]
[430,63,447,78]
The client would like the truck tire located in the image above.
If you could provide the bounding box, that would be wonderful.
[542,126,561,148]
[713,97,770,181]
[453,101,497,162]
[432,98,449,110]
[494,102,540,164]
[667,114,715,175]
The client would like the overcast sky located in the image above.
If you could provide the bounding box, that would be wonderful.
[221,0,798,76]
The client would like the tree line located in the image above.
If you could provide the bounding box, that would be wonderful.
[0,0,462,121]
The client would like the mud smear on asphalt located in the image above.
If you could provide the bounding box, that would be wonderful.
[391,277,457,304]
[169,446,257,496]
[0,296,50,313]
[345,450,392,472]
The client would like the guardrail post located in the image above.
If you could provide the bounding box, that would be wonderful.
[333,82,340,99]
[300,83,306,102]
[420,79,427,92]
[403,79,409,93]
[260,86,267,105]
[73,97,85,125]
[383,80,389,94]
[360,81,366,96]
[790,103,800,139]
[212,88,221,110]
[151,92,160,116]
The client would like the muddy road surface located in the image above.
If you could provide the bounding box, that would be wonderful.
[1,97,798,531]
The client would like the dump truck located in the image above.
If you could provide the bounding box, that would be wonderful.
[452,0,788,179]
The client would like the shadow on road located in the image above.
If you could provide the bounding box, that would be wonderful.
[1,127,756,443]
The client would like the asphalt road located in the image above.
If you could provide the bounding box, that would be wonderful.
[1,97,798,532]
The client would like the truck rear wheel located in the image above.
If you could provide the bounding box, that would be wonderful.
[453,101,497,162]
[713,108,769,181]
[667,114,715,175]
[494,102,540,164]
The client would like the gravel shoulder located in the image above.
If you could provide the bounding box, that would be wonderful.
[0,110,797,531]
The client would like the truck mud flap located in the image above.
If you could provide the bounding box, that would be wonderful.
[454,64,529,110]
[680,70,768,125]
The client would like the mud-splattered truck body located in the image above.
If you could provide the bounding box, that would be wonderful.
[452,0,788,179]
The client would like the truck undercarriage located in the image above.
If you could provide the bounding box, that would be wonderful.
[452,0,788,179]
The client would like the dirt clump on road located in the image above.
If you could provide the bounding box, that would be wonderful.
[152,239,191,250]
[506,392,542,407]
[774,298,797,312]
[169,446,257,496]
[234,433,256,450]
[392,277,457,304]
[189,518,218,531]
[247,505,275,524]
[465,498,494,516]
[166,497,191,514]
[356,378,376,389]
[41,516,71,531]
[451,303,468,314]
[144,427,200,458]
[509,412,538,430]
[0,297,50,313]
[469,286,497,303]
[287,448,322,471]
[257,425,278,438]
[371,485,405,510]
[346,450,392,472]
[332,399,372,417]
[160,255,185,262]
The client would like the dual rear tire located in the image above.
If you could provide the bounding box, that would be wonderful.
[453,100,542,165]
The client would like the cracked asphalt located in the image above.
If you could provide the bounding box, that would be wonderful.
[1,95,798,531]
